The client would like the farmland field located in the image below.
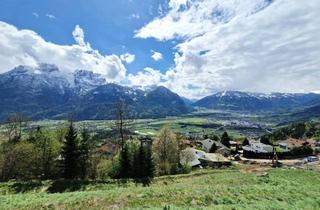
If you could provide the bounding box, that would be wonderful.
[14,109,280,141]
[0,166,319,210]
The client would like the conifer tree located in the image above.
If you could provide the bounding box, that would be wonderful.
[144,145,155,179]
[79,129,90,179]
[61,122,79,179]
[209,143,218,153]
[221,131,231,148]
[132,142,143,179]
[118,144,130,178]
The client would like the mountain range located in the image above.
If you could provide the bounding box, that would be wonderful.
[194,91,320,112]
[0,64,189,120]
[0,64,319,121]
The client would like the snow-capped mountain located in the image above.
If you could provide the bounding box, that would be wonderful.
[194,91,320,112]
[0,64,189,120]
[0,64,71,94]
[74,70,106,95]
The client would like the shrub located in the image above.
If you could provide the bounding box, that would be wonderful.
[96,158,114,180]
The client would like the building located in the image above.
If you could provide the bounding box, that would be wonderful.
[279,138,313,151]
[198,139,231,155]
[180,148,231,167]
[96,143,119,155]
[243,141,273,153]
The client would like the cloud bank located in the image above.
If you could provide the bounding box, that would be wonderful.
[136,0,320,98]
[0,21,126,82]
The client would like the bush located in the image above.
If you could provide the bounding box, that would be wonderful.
[96,158,114,180]
[180,164,192,174]
[290,146,313,156]
[0,142,38,181]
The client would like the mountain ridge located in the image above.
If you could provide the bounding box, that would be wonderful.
[0,64,189,120]
[193,90,320,112]
[1,64,320,120]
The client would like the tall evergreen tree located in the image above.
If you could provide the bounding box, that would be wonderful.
[242,138,250,146]
[61,122,79,179]
[118,144,130,179]
[221,131,231,148]
[78,129,90,179]
[209,143,218,153]
[132,143,143,179]
[144,145,155,179]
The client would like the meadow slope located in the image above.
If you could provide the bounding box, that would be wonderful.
[0,167,320,210]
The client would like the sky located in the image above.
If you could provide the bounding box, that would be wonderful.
[0,0,319,99]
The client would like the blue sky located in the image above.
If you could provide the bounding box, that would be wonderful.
[0,0,173,74]
[0,0,319,99]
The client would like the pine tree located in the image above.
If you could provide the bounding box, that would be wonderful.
[242,138,250,146]
[79,129,90,179]
[209,143,218,153]
[118,144,130,179]
[144,145,155,179]
[61,122,79,179]
[132,142,142,179]
[221,131,231,148]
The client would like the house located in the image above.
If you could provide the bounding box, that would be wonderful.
[229,140,241,150]
[279,138,312,151]
[243,141,273,153]
[180,148,231,168]
[198,139,231,155]
[96,143,119,155]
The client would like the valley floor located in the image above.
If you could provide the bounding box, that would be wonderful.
[0,166,320,210]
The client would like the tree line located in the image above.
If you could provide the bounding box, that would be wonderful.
[0,110,190,182]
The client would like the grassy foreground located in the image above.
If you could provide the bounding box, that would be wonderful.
[0,167,320,210]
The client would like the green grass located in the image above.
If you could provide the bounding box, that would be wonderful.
[0,167,319,210]
[0,109,279,140]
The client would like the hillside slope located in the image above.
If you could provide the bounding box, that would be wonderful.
[0,168,319,209]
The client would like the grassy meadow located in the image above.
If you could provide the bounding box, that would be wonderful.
[0,167,319,210]
[15,109,276,141]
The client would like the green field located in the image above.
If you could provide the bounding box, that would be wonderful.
[0,167,319,210]
[5,109,277,142]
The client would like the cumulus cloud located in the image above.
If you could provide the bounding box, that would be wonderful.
[0,21,126,82]
[135,0,320,98]
[151,50,163,61]
[127,67,163,88]
[120,53,135,64]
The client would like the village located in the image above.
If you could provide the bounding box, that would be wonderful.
[95,127,320,173]
[178,135,320,171]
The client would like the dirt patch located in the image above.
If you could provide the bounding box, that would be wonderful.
[240,166,272,174]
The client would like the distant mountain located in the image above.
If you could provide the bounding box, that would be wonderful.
[194,91,320,112]
[0,64,189,120]
[0,64,75,120]
[181,97,197,107]
[77,85,189,120]
[289,105,320,121]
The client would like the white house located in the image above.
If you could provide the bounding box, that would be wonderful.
[243,141,273,153]
[180,148,230,167]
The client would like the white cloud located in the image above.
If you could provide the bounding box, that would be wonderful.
[120,53,135,64]
[127,67,163,88]
[0,21,126,82]
[151,50,163,61]
[32,12,39,18]
[72,25,88,47]
[46,14,56,19]
[135,0,320,98]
